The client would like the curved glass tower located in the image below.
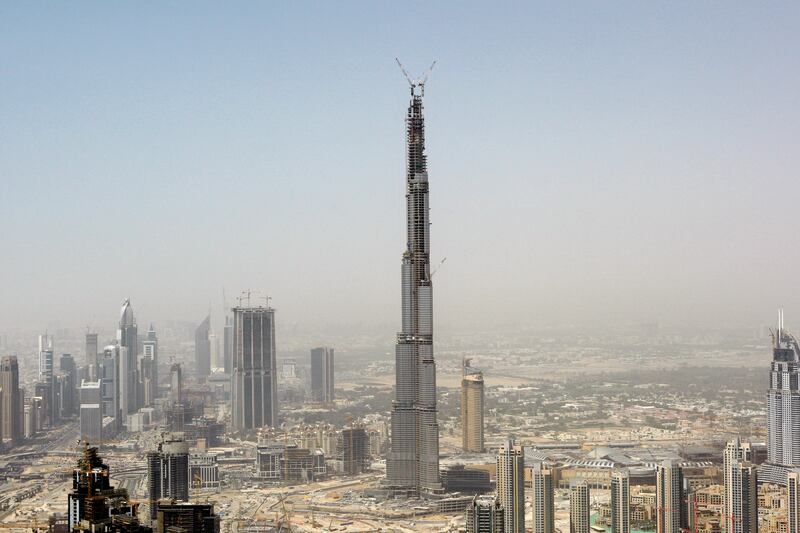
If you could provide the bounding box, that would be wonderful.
[386,79,441,493]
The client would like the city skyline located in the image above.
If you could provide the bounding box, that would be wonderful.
[1,4,800,532]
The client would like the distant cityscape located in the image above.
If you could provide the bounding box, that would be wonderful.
[0,58,797,533]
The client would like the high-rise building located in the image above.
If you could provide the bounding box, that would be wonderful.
[530,462,554,533]
[147,434,190,520]
[724,437,752,531]
[570,481,590,533]
[611,470,630,533]
[725,446,758,533]
[0,356,22,445]
[68,444,112,528]
[38,332,53,375]
[310,346,334,404]
[195,314,211,378]
[789,470,800,533]
[52,373,66,423]
[67,444,139,531]
[461,359,484,453]
[118,299,139,413]
[25,396,43,438]
[656,460,686,533]
[386,66,441,495]
[100,345,120,429]
[155,502,220,533]
[209,329,221,370]
[231,305,278,430]
[139,355,155,407]
[59,353,77,418]
[733,464,758,533]
[763,309,800,485]
[38,334,54,426]
[53,374,72,423]
[169,363,182,405]
[338,426,369,475]
[739,464,758,533]
[79,380,103,443]
[142,324,158,399]
[223,316,233,374]
[85,332,99,376]
[724,438,751,485]
[118,346,132,420]
[496,440,525,533]
[466,495,505,533]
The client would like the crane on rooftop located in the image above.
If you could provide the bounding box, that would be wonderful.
[395,58,436,95]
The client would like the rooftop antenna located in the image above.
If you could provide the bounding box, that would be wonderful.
[395,58,437,96]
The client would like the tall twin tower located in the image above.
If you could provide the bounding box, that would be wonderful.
[386,66,441,494]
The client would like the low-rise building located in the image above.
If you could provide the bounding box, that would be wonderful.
[190,453,220,489]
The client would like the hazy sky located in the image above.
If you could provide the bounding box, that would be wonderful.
[2,2,799,333]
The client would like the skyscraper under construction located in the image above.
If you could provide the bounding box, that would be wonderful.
[147,434,190,520]
[231,305,277,431]
[462,359,485,453]
[386,63,441,494]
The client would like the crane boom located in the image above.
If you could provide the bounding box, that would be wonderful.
[395,58,437,94]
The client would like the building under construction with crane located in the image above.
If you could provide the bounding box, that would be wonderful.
[385,60,442,495]
[67,443,144,531]
[231,301,278,432]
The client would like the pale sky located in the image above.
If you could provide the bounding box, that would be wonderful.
[2,2,799,333]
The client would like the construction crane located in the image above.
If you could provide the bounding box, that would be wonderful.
[278,498,293,533]
[430,257,447,278]
[308,505,320,529]
[237,290,252,308]
[462,357,471,377]
[395,58,437,95]
[283,430,290,482]
[242,492,280,532]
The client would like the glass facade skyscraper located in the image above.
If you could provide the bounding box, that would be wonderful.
[762,309,800,485]
[310,346,334,404]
